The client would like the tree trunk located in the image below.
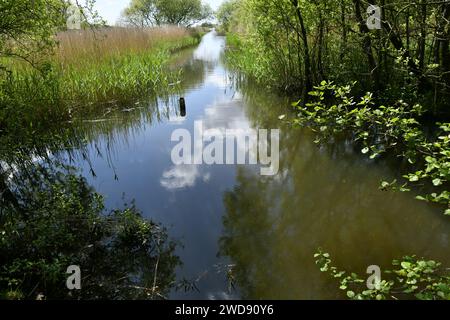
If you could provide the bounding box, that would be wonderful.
[418,0,427,71]
[440,5,450,86]
[317,10,325,80]
[353,0,380,90]
[340,0,347,60]
[290,0,312,92]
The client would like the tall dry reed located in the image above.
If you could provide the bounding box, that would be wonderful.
[55,26,193,65]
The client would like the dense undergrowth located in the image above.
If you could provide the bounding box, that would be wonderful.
[218,0,450,111]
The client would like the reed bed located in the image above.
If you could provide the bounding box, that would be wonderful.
[55,26,195,65]
[0,27,201,134]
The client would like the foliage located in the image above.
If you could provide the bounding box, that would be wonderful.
[224,0,312,91]
[0,0,65,68]
[216,0,240,33]
[0,164,180,300]
[315,250,450,300]
[220,0,450,110]
[122,0,212,27]
[292,81,450,215]
[0,0,103,69]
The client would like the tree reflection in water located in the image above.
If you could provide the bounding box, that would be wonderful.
[218,77,450,300]
[0,162,181,300]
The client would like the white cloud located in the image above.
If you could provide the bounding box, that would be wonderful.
[205,0,225,10]
[160,165,210,190]
[94,0,131,25]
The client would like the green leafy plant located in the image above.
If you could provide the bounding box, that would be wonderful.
[292,81,450,215]
[315,250,450,300]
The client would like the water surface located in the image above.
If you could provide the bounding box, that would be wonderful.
[58,31,450,299]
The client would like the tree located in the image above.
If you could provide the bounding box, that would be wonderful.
[0,0,103,70]
[220,0,450,109]
[123,0,212,27]
[0,0,66,68]
[122,0,161,27]
[216,0,239,32]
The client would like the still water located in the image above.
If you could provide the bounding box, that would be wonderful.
[60,31,449,299]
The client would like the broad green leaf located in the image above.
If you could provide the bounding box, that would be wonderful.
[401,261,412,269]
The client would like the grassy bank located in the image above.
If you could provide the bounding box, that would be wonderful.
[0,27,202,135]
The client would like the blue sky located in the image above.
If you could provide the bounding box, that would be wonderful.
[93,0,225,25]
